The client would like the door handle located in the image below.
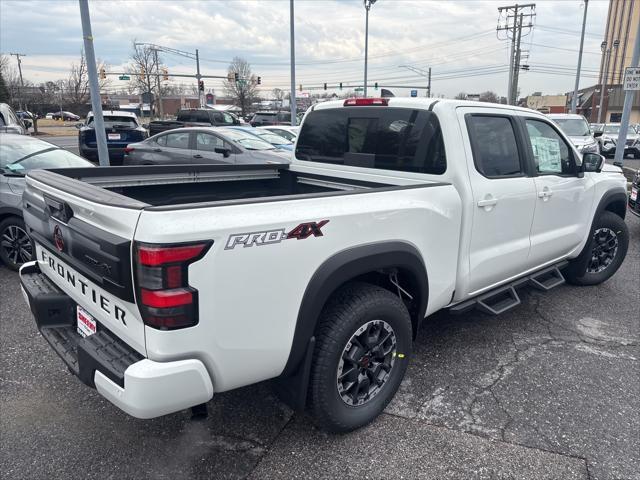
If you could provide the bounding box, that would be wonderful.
[537,187,553,200]
[477,195,498,208]
[193,154,203,159]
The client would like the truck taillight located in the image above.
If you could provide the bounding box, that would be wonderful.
[134,241,212,330]
[124,146,135,154]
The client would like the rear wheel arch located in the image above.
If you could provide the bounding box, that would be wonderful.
[281,241,428,377]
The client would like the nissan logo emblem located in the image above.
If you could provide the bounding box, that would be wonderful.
[53,225,64,252]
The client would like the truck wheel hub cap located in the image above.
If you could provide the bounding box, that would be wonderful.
[587,228,618,274]
[336,320,397,406]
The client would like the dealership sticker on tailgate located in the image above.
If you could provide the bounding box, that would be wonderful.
[77,306,97,337]
[631,187,638,202]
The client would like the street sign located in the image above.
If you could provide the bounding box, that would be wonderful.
[624,67,640,90]
[118,75,130,81]
[354,87,364,92]
[410,90,418,97]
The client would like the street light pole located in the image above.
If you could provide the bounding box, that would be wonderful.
[290,0,297,126]
[363,0,377,98]
[597,40,619,124]
[196,49,202,107]
[78,0,109,166]
[571,0,589,113]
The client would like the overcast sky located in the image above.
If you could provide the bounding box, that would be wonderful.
[0,0,610,99]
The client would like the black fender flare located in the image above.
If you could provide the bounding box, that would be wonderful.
[281,241,429,377]
[594,187,627,221]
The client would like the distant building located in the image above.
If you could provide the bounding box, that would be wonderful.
[599,0,639,86]
[525,94,567,114]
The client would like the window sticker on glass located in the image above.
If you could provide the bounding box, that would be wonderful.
[531,136,561,173]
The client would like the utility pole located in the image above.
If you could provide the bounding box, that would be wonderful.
[290,0,297,126]
[427,67,432,98]
[511,13,524,105]
[363,0,377,98]
[196,49,202,107]
[497,3,535,105]
[78,0,109,166]
[597,40,619,124]
[613,32,640,165]
[571,0,589,113]
[10,53,26,110]
[399,65,432,97]
[153,49,164,118]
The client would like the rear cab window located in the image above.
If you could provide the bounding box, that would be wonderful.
[466,115,523,178]
[296,107,446,174]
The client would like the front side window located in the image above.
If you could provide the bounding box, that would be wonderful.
[525,119,575,175]
[164,132,190,149]
[466,116,522,177]
[196,133,225,151]
[296,107,446,174]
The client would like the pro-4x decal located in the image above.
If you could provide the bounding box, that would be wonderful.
[225,220,329,250]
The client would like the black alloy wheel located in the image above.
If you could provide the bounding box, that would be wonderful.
[586,227,619,274]
[0,219,33,270]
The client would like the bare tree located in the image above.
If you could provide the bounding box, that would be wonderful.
[479,91,499,103]
[223,57,258,115]
[454,92,467,100]
[125,41,162,112]
[64,50,109,109]
[272,88,284,107]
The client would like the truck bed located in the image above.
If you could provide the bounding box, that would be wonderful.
[28,164,440,210]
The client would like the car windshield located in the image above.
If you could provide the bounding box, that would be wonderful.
[0,139,54,167]
[221,129,277,150]
[603,125,635,135]
[254,131,293,145]
[88,116,138,128]
[3,148,93,173]
[552,118,590,136]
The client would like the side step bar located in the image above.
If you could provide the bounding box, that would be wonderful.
[449,262,567,316]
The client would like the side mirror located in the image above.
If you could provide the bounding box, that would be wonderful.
[22,119,32,129]
[613,161,623,168]
[214,147,231,158]
[582,153,604,173]
[142,123,150,129]
[75,123,83,129]
[593,131,603,138]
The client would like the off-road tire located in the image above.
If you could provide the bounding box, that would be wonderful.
[564,211,629,285]
[308,282,412,433]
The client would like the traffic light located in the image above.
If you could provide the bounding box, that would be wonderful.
[198,80,205,92]
[299,84,302,92]
[234,72,239,82]
[323,83,327,90]
[162,67,169,81]
[374,82,378,90]
[257,76,261,85]
[339,82,343,90]
[99,67,106,79]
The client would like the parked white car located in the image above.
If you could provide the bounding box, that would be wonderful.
[547,113,599,154]
[19,98,628,433]
[258,125,300,142]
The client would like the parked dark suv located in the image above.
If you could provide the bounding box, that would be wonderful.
[249,111,291,127]
[148,108,240,136]
[78,110,147,165]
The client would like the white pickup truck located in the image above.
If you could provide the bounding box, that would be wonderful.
[19,98,629,433]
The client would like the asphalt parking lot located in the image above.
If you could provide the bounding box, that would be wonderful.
[0,214,638,480]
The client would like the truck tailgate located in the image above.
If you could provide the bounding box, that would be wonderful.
[22,174,146,355]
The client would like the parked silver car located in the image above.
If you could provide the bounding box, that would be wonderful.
[595,123,640,158]
[1,134,94,269]
[547,113,599,154]
[123,127,290,165]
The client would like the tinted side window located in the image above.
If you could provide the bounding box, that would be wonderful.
[296,108,446,174]
[165,132,190,149]
[156,135,167,146]
[0,113,5,126]
[196,133,224,151]
[222,113,234,124]
[525,119,575,175]
[467,116,522,177]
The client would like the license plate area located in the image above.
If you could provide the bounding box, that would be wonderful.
[77,305,97,337]
[108,133,121,140]
[631,188,638,202]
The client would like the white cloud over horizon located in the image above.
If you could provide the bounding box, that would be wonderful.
[0,0,610,98]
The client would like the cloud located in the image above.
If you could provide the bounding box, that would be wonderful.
[1,0,610,98]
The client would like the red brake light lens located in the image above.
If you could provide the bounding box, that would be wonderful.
[138,244,207,266]
[343,98,389,106]
[134,241,212,330]
[124,146,135,153]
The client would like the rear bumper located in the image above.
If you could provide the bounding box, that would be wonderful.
[19,261,214,419]
[79,146,127,165]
